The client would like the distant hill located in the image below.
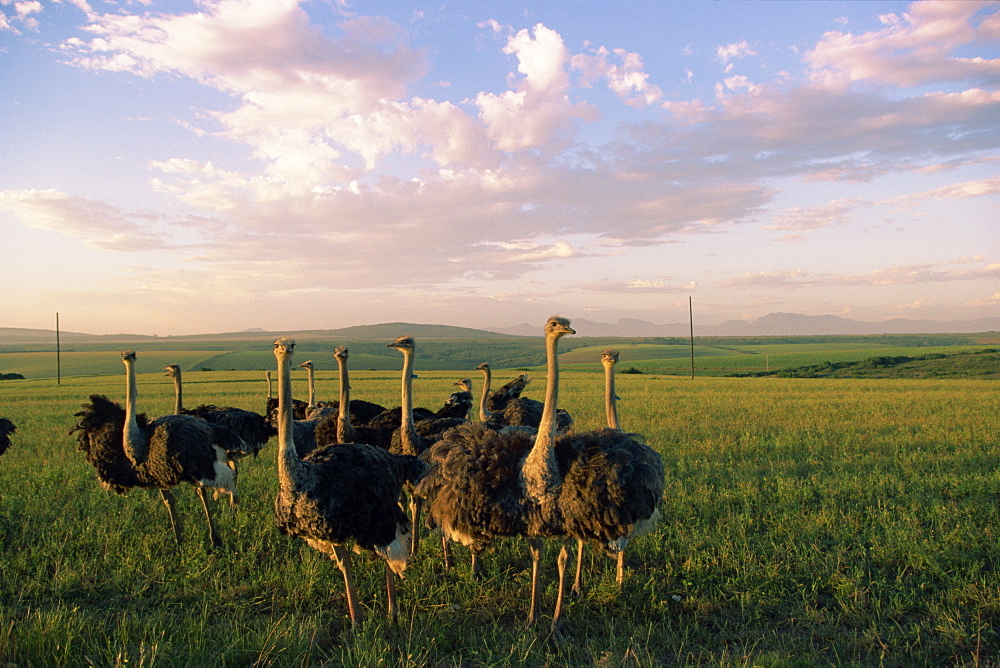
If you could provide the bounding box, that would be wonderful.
[729,349,1000,380]
[487,313,1000,337]
[0,322,510,347]
[4,312,998,347]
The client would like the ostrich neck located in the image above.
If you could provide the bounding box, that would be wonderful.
[122,360,148,465]
[306,366,316,408]
[478,367,492,422]
[276,353,301,490]
[336,357,353,443]
[265,373,272,400]
[399,349,419,456]
[171,371,183,414]
[604,362,619,430]
[522,332,561,501]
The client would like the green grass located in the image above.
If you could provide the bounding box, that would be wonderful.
[1,368,999,665]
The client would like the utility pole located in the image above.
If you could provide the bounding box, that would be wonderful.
[689,297,695,380]
[56,312,61,385]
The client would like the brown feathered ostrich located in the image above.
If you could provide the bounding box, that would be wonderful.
[317,346,390,448]
[299,360,339,419]
[559,348,664,596]
[476,363,573,432]
[271,338,427,629]
[265,370,309,426]
[0,418,15,457]
[437,379,473,420]
[416,316,577,633]
[70,351,238,548]
[164,364,275,461]
[385,334,463,556]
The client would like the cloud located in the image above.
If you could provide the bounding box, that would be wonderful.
[716,40,756,64]
[765,198,861,231]
[571,46,664,107]
[964,292,1000,308]
[579,278,690,294]
[0,189,169,251]
[31,0,1000,308]
[881,175,1000,204]
[806,1,1000,87]
[723,260,1000,289]
[475,23,598,151]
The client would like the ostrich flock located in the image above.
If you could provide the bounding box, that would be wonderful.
[5,316,665,636]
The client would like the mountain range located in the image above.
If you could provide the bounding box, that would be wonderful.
[486,312,1000,337]
[2,312,997,346]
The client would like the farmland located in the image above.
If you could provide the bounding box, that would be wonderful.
[1,332,999,665]
[1,325,997,379]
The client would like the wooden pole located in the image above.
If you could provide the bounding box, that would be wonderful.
[689,297,695,380]
[56,312,61,385]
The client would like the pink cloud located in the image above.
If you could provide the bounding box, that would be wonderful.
[806,1,1000,86]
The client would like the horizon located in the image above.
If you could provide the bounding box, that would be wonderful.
[4,309,998,340]
[2,1,998,336]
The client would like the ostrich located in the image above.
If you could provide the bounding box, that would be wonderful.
[0,418,15,457]
[416,316,577,633]
[265,370,309,425]
[436,379,473,420]
[559,348,664,597]
[271,338,427,629]
[164,364,275,460]
[476,364,573,433]
[313,346,392,449]
[385,335,453,555]
[299,360,339,419]
[70,351,238,548]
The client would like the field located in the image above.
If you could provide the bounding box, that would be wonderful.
[2,359,1000,665]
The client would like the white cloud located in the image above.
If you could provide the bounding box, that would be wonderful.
[716,40,756,63]
[571,46,664,106]
[475,23,598,151]
[0,189,169,251]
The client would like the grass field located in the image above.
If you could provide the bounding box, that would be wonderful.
[1,364,999,666]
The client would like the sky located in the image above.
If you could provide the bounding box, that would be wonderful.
[1,0,998,336]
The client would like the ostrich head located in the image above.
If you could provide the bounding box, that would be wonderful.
[602,349,619,365]
[163,364,180,378]
[274,338,295,358]
[454,378,472,392]
[334,346,348,361]
[545,316,575,338]
[299,360,313,370]
[122,351,137,363]
[387,335,414,353]
[475,362,490,372]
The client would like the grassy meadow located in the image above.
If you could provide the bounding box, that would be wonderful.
[1,358,999,665]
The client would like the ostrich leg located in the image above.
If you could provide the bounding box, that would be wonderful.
[159,489,183,545]
[332,544,364,629]
[194,486,222,548]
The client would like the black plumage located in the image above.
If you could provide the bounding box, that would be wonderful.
[272,337,427,628]
[0,418,15,457]
[180,404,275,458]
[277,442,427,554]
[313,346,392,450]
[415,317,577,633]
[70,390,237,547]
[563,349,664,594]
[165,362,275,460]
[477,366,573,432]
[558,428,663,548]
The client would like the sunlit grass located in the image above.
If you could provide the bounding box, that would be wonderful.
[1,369,998,665]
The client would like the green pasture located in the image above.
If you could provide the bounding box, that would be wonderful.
[4,339,996,380]
[1,364,999,665]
